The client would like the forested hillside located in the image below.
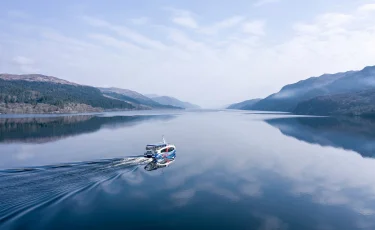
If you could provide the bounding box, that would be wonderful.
[0,77,135,114]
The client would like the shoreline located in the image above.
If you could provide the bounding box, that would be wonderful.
[0,108,186,119]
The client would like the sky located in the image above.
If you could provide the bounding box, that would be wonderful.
[1,0,375,108]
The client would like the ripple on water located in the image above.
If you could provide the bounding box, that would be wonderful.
[0,157,150,228]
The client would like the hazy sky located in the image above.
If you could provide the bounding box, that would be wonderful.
[1,0,375,108]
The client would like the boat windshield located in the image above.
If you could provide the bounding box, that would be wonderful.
[146,143,166,150]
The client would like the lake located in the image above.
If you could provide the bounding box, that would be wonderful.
[1,110,375,230]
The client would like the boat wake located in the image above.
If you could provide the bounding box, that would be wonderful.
[0,156,153,229]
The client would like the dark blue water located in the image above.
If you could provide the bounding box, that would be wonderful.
[1,110,375,230]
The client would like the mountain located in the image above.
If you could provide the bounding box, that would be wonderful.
[294,89,375,117]
[249,65,375,112]
[99,87,157,106]
[0,74,79,85]
[144,94,159,98]
[148,95,201,109]
[0,74,135,114]
[98,88,181,109]
[227,99,261,110]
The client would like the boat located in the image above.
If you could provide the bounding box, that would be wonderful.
[144,136,176,163]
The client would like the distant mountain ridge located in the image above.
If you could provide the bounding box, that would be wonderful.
[0,74,186,114]
[98,88,183,109]
[144,94,159,98]
[251,70,355,112]
[227,99,261,110]
[148,95,201,109]
[99,87,156,105]
[0,74,78,85]
[230,65,375,117]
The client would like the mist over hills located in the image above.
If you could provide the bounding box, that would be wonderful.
[98,88,182,109]
[227,65,375,117]
[146,94,201,109]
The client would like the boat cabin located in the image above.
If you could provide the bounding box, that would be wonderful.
[145,143,167,151]
[145,143,175,154]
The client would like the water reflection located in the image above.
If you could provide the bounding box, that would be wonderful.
[1,111,375,229]
[144,158,176,171]
[265,116,375,158]
[0,115,176,144]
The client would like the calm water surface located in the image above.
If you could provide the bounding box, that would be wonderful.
[0,110,375,230]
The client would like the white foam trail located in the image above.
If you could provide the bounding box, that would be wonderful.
[112,157,151,167]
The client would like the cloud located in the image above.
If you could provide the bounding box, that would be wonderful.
[357,3,375,12]
[292,12,354,37]
[271,89,300,99]
[129,17,149,25]
[242,20,266,36]
[167,29,203,51]
[316,13,354,28]
[214,16,246,29]
[199,16,246,34]
[87,33,144,53]
[41,30,97,50]
[164,7,198,29]
[253,0,280,7]
[173,16,198,29]
[165,8,246,35]
[293,23,320,34]
[83,16,166,50]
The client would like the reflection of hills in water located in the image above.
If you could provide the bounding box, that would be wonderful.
[265,116,375,158]
[0,115,176,144]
